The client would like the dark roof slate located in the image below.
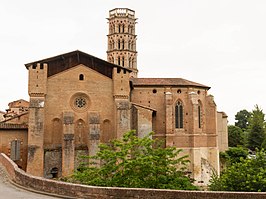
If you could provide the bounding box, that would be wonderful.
[25,50,131,79]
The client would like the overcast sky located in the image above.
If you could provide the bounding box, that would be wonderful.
[1,0,266,124]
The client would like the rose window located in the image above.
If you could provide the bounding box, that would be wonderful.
[75,97,87,108]
[70,93,89,112]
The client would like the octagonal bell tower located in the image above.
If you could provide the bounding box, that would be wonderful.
[107,8,138,78]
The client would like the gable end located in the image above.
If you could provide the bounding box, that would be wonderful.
[25,50,131,79]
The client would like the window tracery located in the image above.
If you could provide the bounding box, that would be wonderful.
[175,101,183,128]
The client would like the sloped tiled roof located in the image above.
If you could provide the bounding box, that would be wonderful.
[131,78,210,89]
[8,99,29,108]
[25,50,131,79]
[2,112,28,123]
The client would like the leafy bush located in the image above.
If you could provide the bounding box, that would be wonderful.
[69,130,198,190]
[220,147,249,165]
[209,149,266,192]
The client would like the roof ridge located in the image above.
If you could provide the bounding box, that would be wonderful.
[131,77,210,89]
[24,50,131,71]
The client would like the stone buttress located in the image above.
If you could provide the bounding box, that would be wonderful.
[27,63,47,176]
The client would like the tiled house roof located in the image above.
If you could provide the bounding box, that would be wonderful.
[131,78,210,89]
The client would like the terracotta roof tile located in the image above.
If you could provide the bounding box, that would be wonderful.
[131,78,210,89]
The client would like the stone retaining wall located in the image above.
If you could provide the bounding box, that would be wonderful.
[0,153,266,199]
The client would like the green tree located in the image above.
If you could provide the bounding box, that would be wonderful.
[209,149,266,192]
[247,105,266,151]
[69,130,198,190]
[228,125,245,147]
[235,109,251,130]
[220,147,249,165]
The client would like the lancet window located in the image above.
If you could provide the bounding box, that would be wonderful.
[175,101,184,128]
[198,101,203,128]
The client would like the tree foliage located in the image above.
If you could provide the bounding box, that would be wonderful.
[209,149,266,192]
[228,125,245,147]
[220,147,249,165]
[68,130,198,190]
[212,106,266,191]
[235,109,251,130]
[247,105,266,151]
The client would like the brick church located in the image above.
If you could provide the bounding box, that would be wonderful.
[0,8,228,186]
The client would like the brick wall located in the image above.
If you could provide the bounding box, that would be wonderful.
[0,128,28,170]
[1,153,266,199]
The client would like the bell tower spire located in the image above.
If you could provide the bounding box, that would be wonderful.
[107,8,138,78]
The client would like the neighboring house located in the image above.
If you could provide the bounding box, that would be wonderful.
[3,99,29,121]
[2,112,29,125]
[0,111,5,122]
[0,8,228,186]
[0,100,29,170]
[0,123,28,170]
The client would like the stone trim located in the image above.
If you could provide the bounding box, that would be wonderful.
[131,103,157,112]
[29,93,45,97]
[0,123,28,130]
[114,95,129,99]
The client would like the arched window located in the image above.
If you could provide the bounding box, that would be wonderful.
[122,57,125,66]
[131,58,134,68]
[198,101,203,128]
[128,25,133,34]
[175,101,183,128]
[110,25,113,34]
[118,56,121,65]
[112,40,115,49]
[129,57,131,68]
[122,24,125,33]
[110,56,114,63]
[118,39,121,49]
[79,74,84,81]
[108,41,111,50]
[122,40,125,49]
[109,40,114,50]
